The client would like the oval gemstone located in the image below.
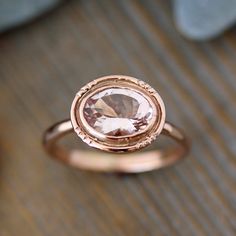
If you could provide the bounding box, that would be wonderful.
[82,88,154,136]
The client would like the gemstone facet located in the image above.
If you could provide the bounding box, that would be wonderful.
[82,88,154,136]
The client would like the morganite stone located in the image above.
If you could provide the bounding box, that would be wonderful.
[83,88,154,136]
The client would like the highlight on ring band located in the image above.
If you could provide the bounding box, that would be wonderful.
[43,75,190,173]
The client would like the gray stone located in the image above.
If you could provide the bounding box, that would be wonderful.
[174,0,236,40]
[0,0,61,32]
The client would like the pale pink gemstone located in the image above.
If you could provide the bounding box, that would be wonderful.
[83,88,154,136]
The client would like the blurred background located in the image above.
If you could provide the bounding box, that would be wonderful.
[0,0,235,235]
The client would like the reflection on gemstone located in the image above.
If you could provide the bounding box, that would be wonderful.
[83,88,154,136]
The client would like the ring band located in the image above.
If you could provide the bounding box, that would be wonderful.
[43,75,190,173]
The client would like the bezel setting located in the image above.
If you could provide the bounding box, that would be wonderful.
[70,75,166,153]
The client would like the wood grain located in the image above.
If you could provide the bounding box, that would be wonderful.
[0,0,235,235]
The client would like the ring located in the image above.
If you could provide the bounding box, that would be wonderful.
[43,75,190,173]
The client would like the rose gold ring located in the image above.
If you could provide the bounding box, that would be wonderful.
[43,75,190,173]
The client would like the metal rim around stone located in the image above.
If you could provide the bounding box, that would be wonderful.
[70,75,166,153]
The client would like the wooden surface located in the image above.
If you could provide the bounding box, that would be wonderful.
[0,1,235,235]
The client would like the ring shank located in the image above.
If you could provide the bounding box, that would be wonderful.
[43,120,189,173]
